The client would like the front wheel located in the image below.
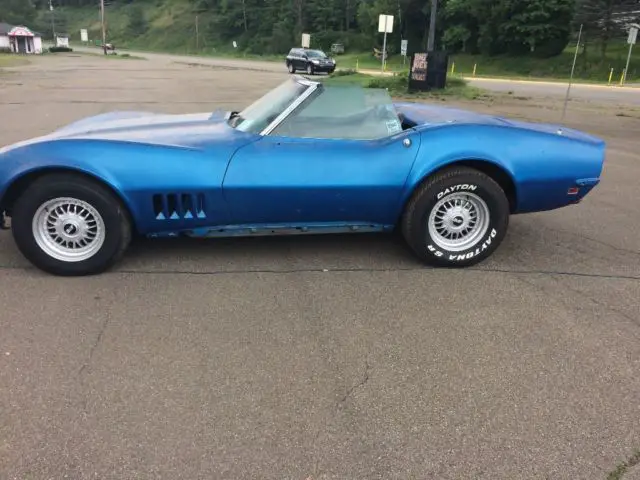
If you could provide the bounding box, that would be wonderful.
[11,173,132,276]
[306,63,314,75]
[401,166,510,267]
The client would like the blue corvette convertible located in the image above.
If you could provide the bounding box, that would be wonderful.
[0,76,605,276]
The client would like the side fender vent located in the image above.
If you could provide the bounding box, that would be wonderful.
[152,193,207,221]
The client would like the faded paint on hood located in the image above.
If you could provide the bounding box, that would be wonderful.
[0,110,244,154]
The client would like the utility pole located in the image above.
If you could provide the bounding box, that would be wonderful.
[49,0,55,41]
[427,0,437,51]
[242,0,248,32]
[100,0,107,55]
[195,15,199,51]
[561,24,583,122]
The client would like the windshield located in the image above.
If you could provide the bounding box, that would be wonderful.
[231,78,310,134]
[270,85,403,140]
[306,50,327,58]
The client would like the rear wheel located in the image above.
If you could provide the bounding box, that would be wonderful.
[401,166,510,267]
[287,62,295,73]
[11,173,132,276]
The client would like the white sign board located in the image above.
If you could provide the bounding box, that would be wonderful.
[232,40,237,48]
[56,35,69,48]
[629,26,638,45]
[378,14,394,34]
[80,29,88,42]
[401,39,408,56]
[301,33,311,48]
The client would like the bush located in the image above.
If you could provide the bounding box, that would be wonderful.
[532,36,570,58]
[49,46,73,53]
[366,72,408,92]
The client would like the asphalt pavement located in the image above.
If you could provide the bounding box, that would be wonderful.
[0,53,639,479]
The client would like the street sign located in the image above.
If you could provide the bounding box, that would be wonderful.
[623,24,639,84]
[301,33,310,48]
[401,39,408,56]
[80,29,88,42]
[378,15,393,73]
[378,15,393,33]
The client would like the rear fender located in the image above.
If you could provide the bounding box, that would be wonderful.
[402,124,605,213]
[402,125,518,203]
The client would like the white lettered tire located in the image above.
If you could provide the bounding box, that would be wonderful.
[401,166,510,267]
[11,173,132,276]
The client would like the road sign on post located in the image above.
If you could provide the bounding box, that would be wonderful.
[623,24,639,85]
[401,39,408,66]
[401,39,408,56]
[628,25,638,45]
[301,33,310,48]
[378,14,393,73]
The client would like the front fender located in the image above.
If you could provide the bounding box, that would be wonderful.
[0,138,232,233]
[0,142,136,217]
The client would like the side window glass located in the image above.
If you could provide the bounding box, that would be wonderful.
[270,86,403,140]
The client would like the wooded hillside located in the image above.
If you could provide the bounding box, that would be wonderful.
[1,0,639,60]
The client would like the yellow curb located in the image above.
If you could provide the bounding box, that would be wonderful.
[464,76,640,91]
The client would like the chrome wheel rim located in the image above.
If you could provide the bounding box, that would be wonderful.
[32,197,106,262]
[428,192,490,252]
[307,64,312,74]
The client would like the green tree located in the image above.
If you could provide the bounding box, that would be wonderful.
[442,0,573,56]
[127,4,147,36]
[501,0,574,57]
[574,0,637,60]
[0,0,37,25]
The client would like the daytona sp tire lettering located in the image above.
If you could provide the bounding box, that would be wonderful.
[402,167,510,268]
[436,183,478,199]
[447,228,497,261]
[427,227,497,261]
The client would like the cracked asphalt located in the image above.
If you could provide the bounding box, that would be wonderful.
[1,53,639,479]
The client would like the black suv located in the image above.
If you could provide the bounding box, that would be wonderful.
[285,48,336,75]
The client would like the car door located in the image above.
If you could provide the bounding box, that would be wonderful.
[296,50,307,70]
[222,129,422,226]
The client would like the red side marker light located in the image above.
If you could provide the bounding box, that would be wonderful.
[567,187,580,195]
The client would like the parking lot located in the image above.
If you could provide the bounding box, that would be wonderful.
[1,53,639,479]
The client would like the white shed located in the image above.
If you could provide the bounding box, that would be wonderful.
[0,23,43,54]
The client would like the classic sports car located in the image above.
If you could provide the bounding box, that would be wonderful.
[0,76,605,276]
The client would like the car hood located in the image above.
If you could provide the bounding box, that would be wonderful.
[394,102,604,145]
[0,110,249,154]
